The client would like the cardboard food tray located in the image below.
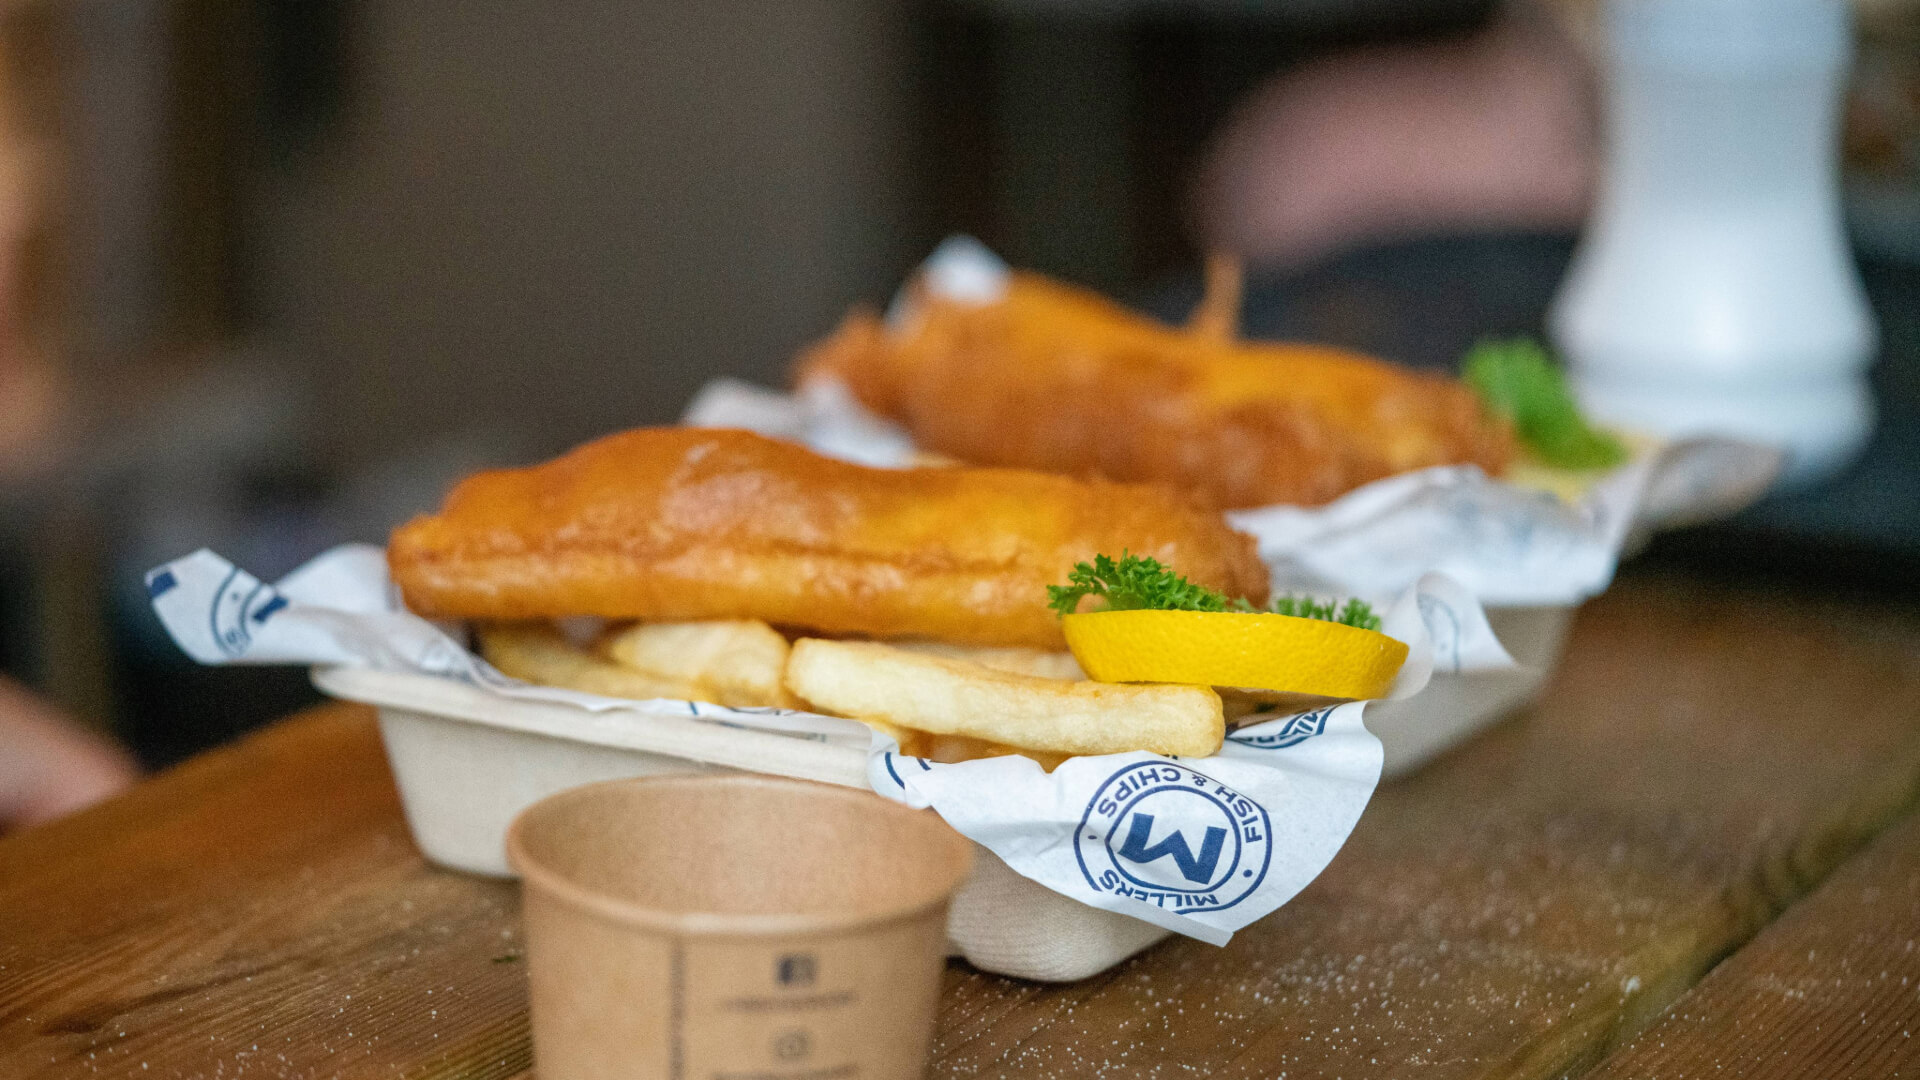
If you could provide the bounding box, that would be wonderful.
[311,608,1564,984]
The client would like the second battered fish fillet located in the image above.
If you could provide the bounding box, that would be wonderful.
[797,271,1514,508]
[389,428,1267,649]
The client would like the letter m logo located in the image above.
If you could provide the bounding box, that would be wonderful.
[1116,813,1227,884]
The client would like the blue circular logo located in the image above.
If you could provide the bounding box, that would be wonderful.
[1074,761,1271,914]
[1226,705,1335,750]
[208,567,284,659]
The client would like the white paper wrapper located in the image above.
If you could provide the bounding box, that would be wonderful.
[684,236,1782,607]
[870,707,1376,946]
[147,544,1509,945]
[148,545,868,742]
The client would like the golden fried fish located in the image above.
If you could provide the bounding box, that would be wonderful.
[389,427,1267,648]
[797,270,1513,508]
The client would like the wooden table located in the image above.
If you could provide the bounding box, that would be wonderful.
[7,571,1920,1078]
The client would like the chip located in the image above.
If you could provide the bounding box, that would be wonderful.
[785,638,1223,758]
[601,619,792,709]
[479,623,707,703]
[889,641,1085,681]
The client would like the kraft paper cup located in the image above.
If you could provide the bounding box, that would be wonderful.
[506,774,973,1080]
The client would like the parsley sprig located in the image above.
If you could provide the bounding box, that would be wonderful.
[1464,337,1628,471]
[1048,553,1237,615]
[1047,552,1381,630]
[1271,595,1383,630]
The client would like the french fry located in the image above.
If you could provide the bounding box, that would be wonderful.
[865,718,1071,771]
[785,638,1224,758]
[889,641,1085,681]
[920,733,1070,772]
[600,619,792,709]
[479,622,707,702]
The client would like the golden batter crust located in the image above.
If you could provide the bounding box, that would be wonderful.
[798,272,1514,508]
[388,427,1267,648]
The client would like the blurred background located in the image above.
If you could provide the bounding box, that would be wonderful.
[0,0,1914,769]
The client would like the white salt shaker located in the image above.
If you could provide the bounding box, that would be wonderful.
[1549,0,1877,488]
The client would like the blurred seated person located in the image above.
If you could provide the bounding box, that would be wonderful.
[0,677,136,830]
[0,49,136,830]
[1194,6,1595,268]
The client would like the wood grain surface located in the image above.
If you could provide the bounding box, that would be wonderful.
[923,575,1920,1079]
[1582,802,1920,1078]
[2,573,1920,1079]
[0,706,531,1080]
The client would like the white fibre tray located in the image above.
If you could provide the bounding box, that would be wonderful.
[312,604,1570,982]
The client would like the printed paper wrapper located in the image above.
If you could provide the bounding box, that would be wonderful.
[147,543,1510,945]
[684,236,1783,608]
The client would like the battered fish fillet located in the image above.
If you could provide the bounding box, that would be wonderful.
[797,272,1514,508]
[388,428,1267,649]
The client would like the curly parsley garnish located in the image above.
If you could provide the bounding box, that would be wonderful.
[1270,595,1383,630]
[1047,553,1236,615]
[1048,552,1380,630]
[1464,336,1628,471]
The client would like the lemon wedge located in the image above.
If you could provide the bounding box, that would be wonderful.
[1062,609,1409,700]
